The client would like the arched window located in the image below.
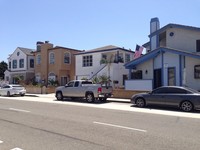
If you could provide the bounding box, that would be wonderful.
[37,54,41,65]
[48,72,56,81]
[64,52,71,64]
[35,73,41,83]
[49,52,55,64]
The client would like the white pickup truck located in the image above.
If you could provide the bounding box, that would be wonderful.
[55,80,113,102]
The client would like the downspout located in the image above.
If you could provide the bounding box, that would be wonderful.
[161,49,164,86]
[179,55,182,86]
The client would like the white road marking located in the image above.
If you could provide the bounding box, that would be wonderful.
[93,121,147,133]
[0,140,3,143]
[10,148,23,150]
[9,108,30,113]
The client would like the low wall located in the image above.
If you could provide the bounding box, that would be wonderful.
[112,89,148,99]
[25,86,56,94]
[25,85,148,99]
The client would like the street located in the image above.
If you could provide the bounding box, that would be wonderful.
[0,95,200,150]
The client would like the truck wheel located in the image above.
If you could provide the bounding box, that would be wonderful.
[56,92,63,100]
[86,93,94,103]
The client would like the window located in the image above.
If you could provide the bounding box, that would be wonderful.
[30,59,34,68]
[64,52,70,64]
[74,81,79,87]
[196,40,200,52]
[37,54,41,65]
[12,60,17,69]
[125,53,131,63]
[35,74,41,83]
[168,88,187,94]
[168,67,175,86]
[194,65,200,79]
[49,52,55,64]
[152,88,168,94]
[152,87,188,94]
[114,52,124,63]
[9,62,11,69]
[83,55,93,67]
[48,72,56,81]
[67,81,74,87]
[102,54,107,60]
[131,70,142,79]
[19,59,24,68]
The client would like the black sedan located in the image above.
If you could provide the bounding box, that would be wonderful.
[131,86,200,112]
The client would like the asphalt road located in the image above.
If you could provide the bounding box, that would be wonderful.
[0,95,200,150]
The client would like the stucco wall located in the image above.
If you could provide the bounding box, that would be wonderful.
[185,57,200,90]
[167,28,200,52]
[76,53,102,78]
[163,52,180,86]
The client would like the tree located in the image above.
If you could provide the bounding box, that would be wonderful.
[0,61,8,80]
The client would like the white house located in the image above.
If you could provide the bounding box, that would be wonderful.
[75,45,135,87]
[4,47,35,84]
[125,18,200,91]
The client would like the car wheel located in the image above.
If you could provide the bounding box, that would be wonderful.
[86,93,94,103]
[7,91,11,97]
[135,98,146,108]
[181,101,193,112]
[56,92,63,100]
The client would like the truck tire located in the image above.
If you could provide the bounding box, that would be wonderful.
[56,91,63,100]
[86,93,94,103]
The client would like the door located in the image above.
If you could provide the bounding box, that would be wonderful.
[61,77,68,86]
[147,87,167,105]
[62,81,80,97]
[154,69,162,89]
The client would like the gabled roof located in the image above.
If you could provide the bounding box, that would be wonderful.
[18,47,35,55]
[75,45,134,55]
[125,47,200,69]
[149,23,200,38]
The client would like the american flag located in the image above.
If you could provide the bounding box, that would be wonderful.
[134,44,144,59]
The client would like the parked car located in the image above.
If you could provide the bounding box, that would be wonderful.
[55,80,113,102]
[0,84,26,96]
[131,86,200,112]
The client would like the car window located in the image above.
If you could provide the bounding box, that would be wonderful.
[74,81,79,87]
[152,88,168,94]
[167,88,188,94]
[12,85,23,88]
[2,85,10,88]
[67,82,74,87]
[82,81,92,84]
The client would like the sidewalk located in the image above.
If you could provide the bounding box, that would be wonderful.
[25,93,130,103]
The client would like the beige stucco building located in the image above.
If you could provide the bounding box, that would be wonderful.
[34,41,81,86]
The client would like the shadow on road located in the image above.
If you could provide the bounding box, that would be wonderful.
[131,104,200,113]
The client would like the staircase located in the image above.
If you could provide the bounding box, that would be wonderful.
[89,64,107,80]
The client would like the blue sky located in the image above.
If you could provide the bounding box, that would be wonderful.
[0,0,200,62]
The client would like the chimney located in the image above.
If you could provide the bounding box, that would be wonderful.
[36,41,44,51]
[150,17,160,34]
